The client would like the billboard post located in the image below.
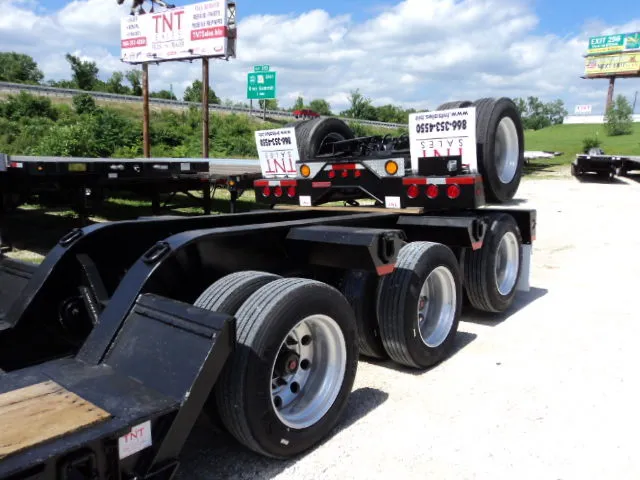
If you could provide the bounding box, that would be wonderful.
[142,63,150,158]
[202,58,210,158]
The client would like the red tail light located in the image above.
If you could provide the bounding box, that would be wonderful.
[354,170,362,178]
[407,184,419,199]
[426,184,439,199]
[341,170,348,178]
[328,170,336,179]
[287,186,296,197]
[274,186,283,198]
[447,184,461,199]
[262,186,271,197]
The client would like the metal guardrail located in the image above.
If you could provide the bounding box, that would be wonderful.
[0,81,408,130]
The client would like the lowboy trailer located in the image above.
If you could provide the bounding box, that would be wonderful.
[0,97,536,479]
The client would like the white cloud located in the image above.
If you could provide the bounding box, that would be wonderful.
[1,0,639,115]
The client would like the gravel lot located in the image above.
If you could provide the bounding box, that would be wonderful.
[175,173,640,480]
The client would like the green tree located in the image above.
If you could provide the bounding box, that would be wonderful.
[341,89,377,120]
[258,99,278,110]
[106,72,130,94]
[0,52,43,84]
[309,99,332,115]
[183,79,220,104]
[605,95,633,136]
[293,96,304,110]
[126,70,143,96]
[64,53,99,90]
[151,89,177,100]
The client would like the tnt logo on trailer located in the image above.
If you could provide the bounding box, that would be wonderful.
[118,420,153,459]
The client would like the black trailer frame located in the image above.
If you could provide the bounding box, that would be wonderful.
[572,152,640,179]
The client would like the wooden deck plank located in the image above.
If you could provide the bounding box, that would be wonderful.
[0,380,111,460]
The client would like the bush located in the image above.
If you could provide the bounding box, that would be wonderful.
[605,95,633,136]
[72,93,96,115]
[582,135,602,153]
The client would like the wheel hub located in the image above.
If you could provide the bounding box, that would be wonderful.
[269,314,347,430]
[416,266,457,348]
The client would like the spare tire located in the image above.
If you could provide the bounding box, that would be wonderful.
[436,100,473,110]
[473,97,525,204]
[293,117,354,161]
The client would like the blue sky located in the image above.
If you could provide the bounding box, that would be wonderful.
[3,0,640,114]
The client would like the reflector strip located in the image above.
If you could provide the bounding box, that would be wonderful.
[254,179,297,187]
[9,162,24,169]
[402,176,479,186]
[471,241,483,250]
[312,181,332,188]
[330,163,364,171]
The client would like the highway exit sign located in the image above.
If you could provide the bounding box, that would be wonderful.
[247,71,277,100]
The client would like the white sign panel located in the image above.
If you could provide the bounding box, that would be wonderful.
[118,420,152,459]
[120,0,230,63]
[574,104,593,114]
[408,108,477,174]
[254,128,300,178]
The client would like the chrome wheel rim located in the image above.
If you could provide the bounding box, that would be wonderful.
[495,231,520,296]
[494,116,519,184]
[270,314,346,429]
[417,266,457,348]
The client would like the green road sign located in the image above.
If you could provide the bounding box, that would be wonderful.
[254,65,270,72]
[247,71,277,100]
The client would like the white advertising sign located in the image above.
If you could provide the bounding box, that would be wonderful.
[574,104,593,114]
[254,128,300,178]
[408,108,477,174]
[120,0,230,63]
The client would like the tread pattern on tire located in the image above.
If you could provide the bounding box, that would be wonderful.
[463,213,522,313]
[214,277,356,458]
[437,100,473,110]
[377,242,460,368]
[194,270,281,314]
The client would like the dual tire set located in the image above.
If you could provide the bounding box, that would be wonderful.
[191,212,523,460]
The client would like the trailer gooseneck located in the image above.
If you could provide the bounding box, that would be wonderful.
[0,97,536,479]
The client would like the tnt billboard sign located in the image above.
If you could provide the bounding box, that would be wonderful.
[120,0,234,63]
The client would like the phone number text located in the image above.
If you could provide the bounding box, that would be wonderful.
[259,137,293,147]
[415,120,468,134]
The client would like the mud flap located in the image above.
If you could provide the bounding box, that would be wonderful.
[0,257,37,329]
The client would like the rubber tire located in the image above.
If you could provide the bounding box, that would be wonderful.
[473,97,525,204]
[194,270,281,314]
[294,117,354,162]
[339,270,387,359]
[213,278,359,459]
[194,271,282,431]
[463,213,523,313]
[377,242,462,369]
[437,100,473,110]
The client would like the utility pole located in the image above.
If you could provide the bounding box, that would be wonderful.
[633,90,638,114]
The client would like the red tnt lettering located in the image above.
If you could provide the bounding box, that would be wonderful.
[124,426,145,442]
[153,11,184,33]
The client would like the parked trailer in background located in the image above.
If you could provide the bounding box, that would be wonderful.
[0,97,536,480]
[572,148,640,179]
